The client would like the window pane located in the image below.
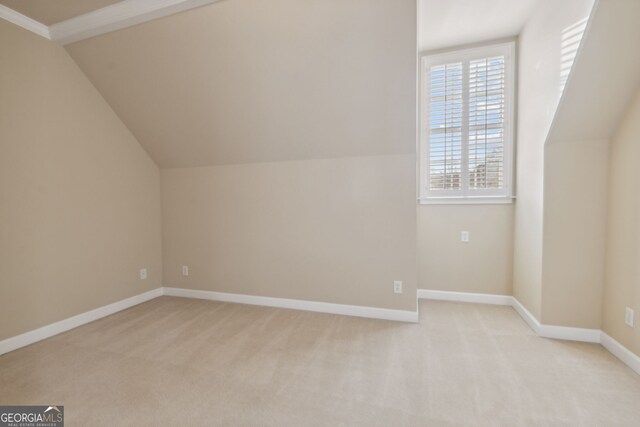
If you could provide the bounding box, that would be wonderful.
[429,63,463,191]
[468,56,505,190]
[421,43,513,202]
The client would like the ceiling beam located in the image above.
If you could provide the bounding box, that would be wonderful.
[0,4,50,39]
[1,0,223,46]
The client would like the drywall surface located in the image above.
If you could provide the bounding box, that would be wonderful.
[418,0,537,52]
[546,0,640,144]
[512,0,595,320]
[540,0,640,329]
[541,140,609,328]
[0,20,162,340]
[161,155,417,312]
[65,0,417,168]
[418,204,513,295]
[602,87,640,357]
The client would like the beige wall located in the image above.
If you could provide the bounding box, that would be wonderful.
[418,205,513,295]
[65,0,417,168]
[416,37,516,296]
[513,0,595,319]
[1,0,417,340]
[132,0,418,313]
[162,155,417,312]
[0,20,162,340]
[541,140,609,328]
[537,0,640,330]
[603,87,640,356]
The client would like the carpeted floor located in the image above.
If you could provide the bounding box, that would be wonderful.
[1,297,639,426]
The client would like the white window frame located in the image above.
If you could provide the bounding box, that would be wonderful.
[419,41,516,205]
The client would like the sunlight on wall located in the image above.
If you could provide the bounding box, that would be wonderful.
[560,17,588,94]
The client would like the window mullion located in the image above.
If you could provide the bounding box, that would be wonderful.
[419,41,515,204]
[461,60,470,196]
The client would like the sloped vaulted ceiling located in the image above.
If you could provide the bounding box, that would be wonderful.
[548,0,640,144]
[65,0,417,168]
[0,0,122,25]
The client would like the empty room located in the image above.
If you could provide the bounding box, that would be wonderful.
[1,0,640,425]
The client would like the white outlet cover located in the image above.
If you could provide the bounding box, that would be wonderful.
[393,280,402,294]
[461,231,470,242]
[182,266,189,276]
[140,268,147,280]
[625,307,634,327]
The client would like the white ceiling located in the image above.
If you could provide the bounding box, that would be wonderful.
[418,0,539,52]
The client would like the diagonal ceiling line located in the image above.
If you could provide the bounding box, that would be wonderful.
[0,0,223,46]
[0,4,50,39]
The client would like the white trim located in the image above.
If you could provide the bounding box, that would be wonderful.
[420,289,601,343]
[537,322,601,343]
[0,288,162,356]
[419,41,516,202]
[163,287,419,323]
[0,0,222,45]
[509,297,601,343]
[417,289,512,305]
[2,287,638,376]
[418,196,515,205]
[0,4,50,39]
[509,295,542,334]
[601,332,640,376]
[49,0,223,45]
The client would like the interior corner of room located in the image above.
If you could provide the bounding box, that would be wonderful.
[1,0,640,424]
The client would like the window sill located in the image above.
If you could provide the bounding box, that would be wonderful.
[418,196,515,205]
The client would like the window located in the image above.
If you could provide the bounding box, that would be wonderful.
[419,42,515,204]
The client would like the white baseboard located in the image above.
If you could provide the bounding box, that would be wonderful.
[509,296,542,333]
[0,288,163,356]
[509,297,601,343]
[3,286,637,378]
[537,323,602,343]
[417,289,512,306]
[601,332,640,376]
[420,289,601,343]
[163,287,419,323]
[422,289,638,374]
[0,286,416,357]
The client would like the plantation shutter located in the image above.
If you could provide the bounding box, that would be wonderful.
[421,42,513,202]
[468,56,506,191]
[428,62,463,192]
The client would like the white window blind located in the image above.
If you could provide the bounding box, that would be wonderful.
[420,42,515,203]
[428,62,463,191]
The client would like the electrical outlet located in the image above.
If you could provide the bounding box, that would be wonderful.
[393,281,402,294]
[625,307,634,327]
[182,265,189,277]
[461,231,470,243]
[139,268,147,280]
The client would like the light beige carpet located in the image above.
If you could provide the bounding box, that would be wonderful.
[1,297,639,426]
